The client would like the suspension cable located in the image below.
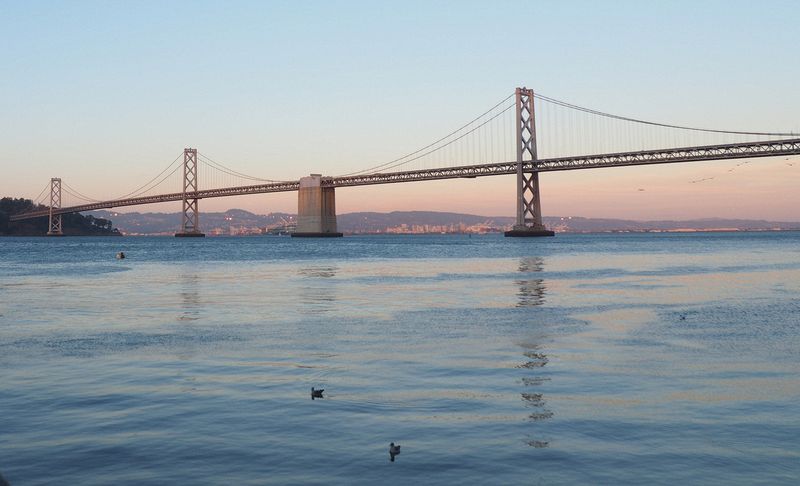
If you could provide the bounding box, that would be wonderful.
[31,182,51,206]
[344,102,516,176]
[61,186,97,204]
[336,93,516,177]
[113,153,184,200]
[534,93,799,137]
[127,162,183,199]
[197,153,288,183]
[62,181,102,202]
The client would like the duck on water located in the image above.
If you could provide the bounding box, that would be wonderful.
[389,443,401,462]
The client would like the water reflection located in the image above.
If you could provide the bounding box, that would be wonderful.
[298,266,338,278]
[178,274,202,322]
[298,266,338,313]
[516,257,546,307]
[518,340,553,447]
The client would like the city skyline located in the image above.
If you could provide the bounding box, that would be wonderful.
[2,1,799,220]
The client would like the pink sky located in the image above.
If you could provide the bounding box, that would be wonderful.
[3,2,799,222]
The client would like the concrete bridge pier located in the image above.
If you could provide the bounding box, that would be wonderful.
[291,174,343,237]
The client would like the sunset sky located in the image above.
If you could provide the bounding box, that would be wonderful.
[1,0,799,221]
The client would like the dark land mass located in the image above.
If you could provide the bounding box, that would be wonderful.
[1,198,121,236]
[87,209,800,235]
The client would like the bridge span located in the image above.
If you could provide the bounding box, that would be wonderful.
[10,88,800,237]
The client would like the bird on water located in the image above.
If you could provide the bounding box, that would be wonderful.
[311,387,324,399]
[389,442,401,461]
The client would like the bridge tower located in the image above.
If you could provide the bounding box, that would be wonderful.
[175,148,205,237]
[46,177,63,236]
[505,87,554,237]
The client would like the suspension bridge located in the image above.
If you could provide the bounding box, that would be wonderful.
[10,87,800,237]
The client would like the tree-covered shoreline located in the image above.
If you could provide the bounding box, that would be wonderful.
[0,197,121,236]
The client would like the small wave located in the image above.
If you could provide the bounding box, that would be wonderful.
[525,439,550,448]
[516,360,548,369]
[521,377,551,386]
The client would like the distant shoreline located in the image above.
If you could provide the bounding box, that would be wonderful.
[6,228,798,237]
[85,209,800,236]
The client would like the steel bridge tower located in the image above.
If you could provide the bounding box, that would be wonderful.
[505,87,554,237]
[175,148,205,237]
[47,177,63,236]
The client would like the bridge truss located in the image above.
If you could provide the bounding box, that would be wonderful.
[11,137,800,222]
[325,138,800,187]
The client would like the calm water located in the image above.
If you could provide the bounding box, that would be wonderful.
[1,233,799,485]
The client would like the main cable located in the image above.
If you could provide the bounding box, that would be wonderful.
[62,181,101,203]
[342,102,516,176]
[61,185,98,204]
[534,93,799,137]
[113,153,184,200]
[31,182,51,206]
[336,92,515,177]
[198,153,288,183]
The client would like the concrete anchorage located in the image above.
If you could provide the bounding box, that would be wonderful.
[291,174,343,237]
[505,87,555,237]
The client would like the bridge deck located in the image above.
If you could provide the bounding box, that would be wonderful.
[11,138,800,221]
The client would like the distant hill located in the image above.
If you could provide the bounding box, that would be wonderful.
[88,209,294,235]
[89,209,800,235]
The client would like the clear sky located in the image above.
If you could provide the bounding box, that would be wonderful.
[2,0,799,220]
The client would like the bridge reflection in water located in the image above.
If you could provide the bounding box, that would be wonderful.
[297,265,339,314]
[516,257,546,307]
[514,257,553,447]
[178,273,202,322]
[518,340,553,448]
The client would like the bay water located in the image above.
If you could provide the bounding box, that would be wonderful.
[1,233,798,484]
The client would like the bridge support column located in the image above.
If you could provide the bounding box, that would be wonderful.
[175,148,205,237]
[291,174,342,237]
[47,177,63,236]
[505,87,554,237]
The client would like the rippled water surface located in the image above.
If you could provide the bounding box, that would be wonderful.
[1,233,799,485]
